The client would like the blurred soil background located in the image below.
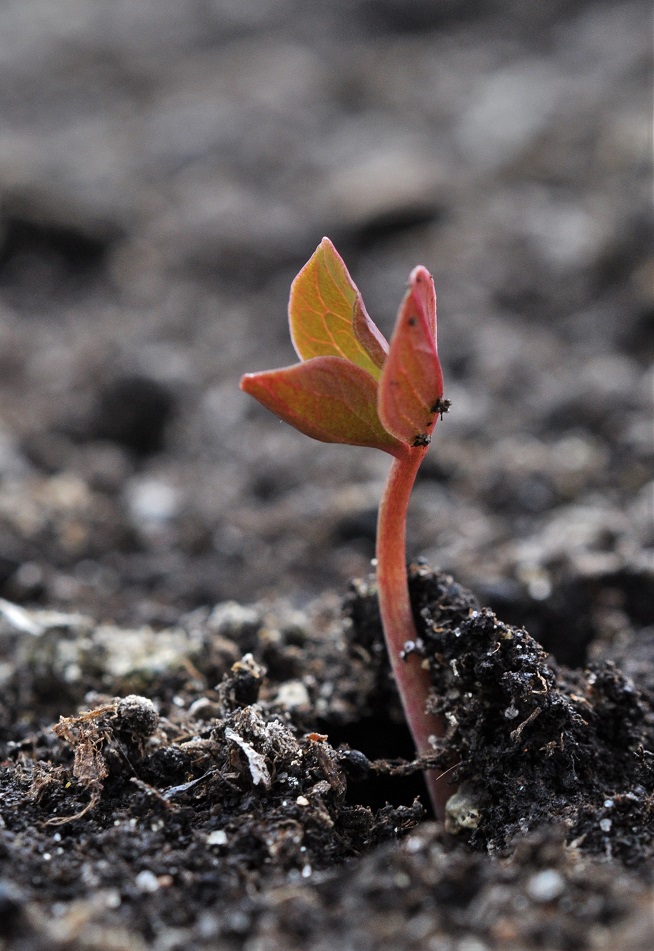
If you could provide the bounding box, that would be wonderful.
[0,1,652,949]
[0,0,651,627]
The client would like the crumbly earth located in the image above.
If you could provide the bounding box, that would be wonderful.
[1,566,654,949]
[0,0,653,948]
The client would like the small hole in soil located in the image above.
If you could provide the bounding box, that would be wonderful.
[88,376,177,456]
[318,715,434,815]
[0,211,120,309]
[332,508,377,547]
[349,204,444,252]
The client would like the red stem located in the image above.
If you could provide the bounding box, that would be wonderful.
[376,449,451,820]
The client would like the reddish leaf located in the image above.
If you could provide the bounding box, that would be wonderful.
[241,356,403,455]
[289,238,388,378]
[378,266,444,447]
[409,262,436,340]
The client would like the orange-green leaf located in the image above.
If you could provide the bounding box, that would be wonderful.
[378,266,444,448]
[289,238,388,378]
[241,356,403,455]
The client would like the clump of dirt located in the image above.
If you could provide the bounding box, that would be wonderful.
[347,564,654,865]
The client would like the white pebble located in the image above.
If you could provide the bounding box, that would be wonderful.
[526,869,565,902]
[207,830,228,846]
[276,680,310,709]
[135,870,160,893]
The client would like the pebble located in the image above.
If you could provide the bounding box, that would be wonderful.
[135,870,160,894]
[207,830,228,846]
[526,869,566,903]
[126,478,180,525]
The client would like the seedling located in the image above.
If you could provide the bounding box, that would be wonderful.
[240,238,451,817]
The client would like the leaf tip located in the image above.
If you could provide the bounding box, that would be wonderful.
[409,265,432,286]
[240,371,265,397]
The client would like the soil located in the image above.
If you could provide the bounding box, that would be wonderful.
[0,1,653,949]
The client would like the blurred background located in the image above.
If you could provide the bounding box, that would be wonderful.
[0,0,651,647]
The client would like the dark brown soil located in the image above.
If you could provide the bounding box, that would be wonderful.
[1,1,653,948]
[1,566,653,948]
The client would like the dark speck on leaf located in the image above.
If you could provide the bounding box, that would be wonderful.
[431,398,451,420]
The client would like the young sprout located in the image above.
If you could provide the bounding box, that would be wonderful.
[240,238,451,818]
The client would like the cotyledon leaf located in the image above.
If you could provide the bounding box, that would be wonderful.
[378,266,444,447]
[241,355,403,456]
[289,238,388,379]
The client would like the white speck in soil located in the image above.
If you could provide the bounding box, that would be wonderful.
[135,870,160,894]
[207,830,228,846]
[526,869,566,903]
